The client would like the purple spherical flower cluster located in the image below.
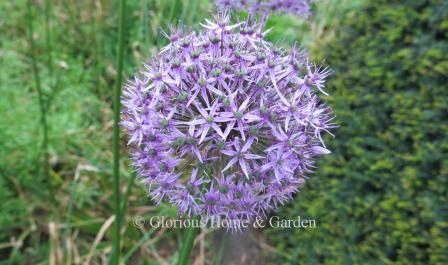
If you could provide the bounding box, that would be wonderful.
[121,12,335,225]
[215,0,313,18]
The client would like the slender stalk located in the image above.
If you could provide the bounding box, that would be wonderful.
[180,0,189,22]
[215,233,228,265]
[65,0,76,49]
[169,0,182,23]
[142,0,149,45]
[44,0,53,80]
[26,0,51,194]
[187,0,198,25]
[119,172,136,226]
[91,0,104,99]
[63,172,80,263]
[110,0,127,263]
[176,218,200,265]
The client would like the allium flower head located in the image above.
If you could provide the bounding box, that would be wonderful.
[215,0,313,18]
[122,12,335,226]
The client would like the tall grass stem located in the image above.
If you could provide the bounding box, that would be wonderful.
[169,0,182,23]
[120,172,136,226]
[63,172,80,263]
[26,0,51,197]
[44,0,53,80]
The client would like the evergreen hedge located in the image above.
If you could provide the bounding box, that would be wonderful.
[267,0,448,264]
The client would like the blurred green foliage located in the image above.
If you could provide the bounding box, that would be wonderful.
[267,0,448,264]
[0,0,211,263]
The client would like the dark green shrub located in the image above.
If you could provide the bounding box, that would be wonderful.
[267,0,448,264]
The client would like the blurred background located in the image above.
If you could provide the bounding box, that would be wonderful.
[0,0,447,264]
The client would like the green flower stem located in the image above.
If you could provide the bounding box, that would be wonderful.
[176,218,200,265]
[110,0,127,264]
[215,233,228,265]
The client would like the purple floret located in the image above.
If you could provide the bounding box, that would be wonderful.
[214,0,313,18]
[121,12,336,226]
